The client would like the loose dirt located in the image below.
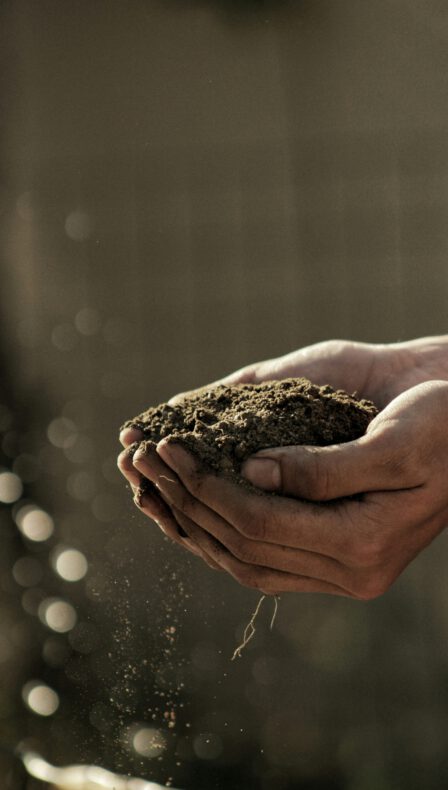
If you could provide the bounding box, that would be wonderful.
[121,378,378,490]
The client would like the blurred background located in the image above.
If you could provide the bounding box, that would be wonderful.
[1,0,448,788]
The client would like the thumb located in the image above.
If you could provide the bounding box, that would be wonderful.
[241,433,416,501]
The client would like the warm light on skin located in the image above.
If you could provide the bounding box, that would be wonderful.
[21,751,178,789]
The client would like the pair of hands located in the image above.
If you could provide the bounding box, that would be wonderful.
[118,336,448,599]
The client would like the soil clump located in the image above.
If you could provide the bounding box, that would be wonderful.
[121,378,378,490]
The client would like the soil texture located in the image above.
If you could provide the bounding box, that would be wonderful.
[121,378,378,490]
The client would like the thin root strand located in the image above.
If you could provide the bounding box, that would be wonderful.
[231,594,280,661]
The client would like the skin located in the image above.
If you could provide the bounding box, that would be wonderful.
[117,336,448,599]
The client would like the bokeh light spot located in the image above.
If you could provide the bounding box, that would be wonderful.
[132,726,168,758]
[0,471,23,503]
[52,547,88,582]
[16,506,54,542]
[65,209,93,241]
[38,597,77,633]
[47,417,78,448]
[13,557,43,587]
[75,306,101,335]
[22,681,60,716]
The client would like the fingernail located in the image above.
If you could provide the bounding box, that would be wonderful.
[132,448,147,464]
[242,458,281,491]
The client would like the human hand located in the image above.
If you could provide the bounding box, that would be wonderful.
[118,335,448,585]
[130,381,448,599]
[168,334,448,409]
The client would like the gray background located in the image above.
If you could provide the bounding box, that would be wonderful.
[1,1,448,788]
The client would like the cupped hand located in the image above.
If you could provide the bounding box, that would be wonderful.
[117,430,223,572]
[168,335,448,409]
[118,335,448,586]
[138,381,448,598]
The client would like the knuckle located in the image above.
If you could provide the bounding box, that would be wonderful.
[301,451,331,501]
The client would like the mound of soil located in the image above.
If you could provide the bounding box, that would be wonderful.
[121,378,378,490]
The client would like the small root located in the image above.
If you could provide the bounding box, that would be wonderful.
[231,594,280,661]
[269,594,279,631]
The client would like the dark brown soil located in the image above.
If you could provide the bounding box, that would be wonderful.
[121,378,378,491]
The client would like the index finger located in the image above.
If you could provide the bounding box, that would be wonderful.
[119,426,144,447]
[157,440,356,561]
